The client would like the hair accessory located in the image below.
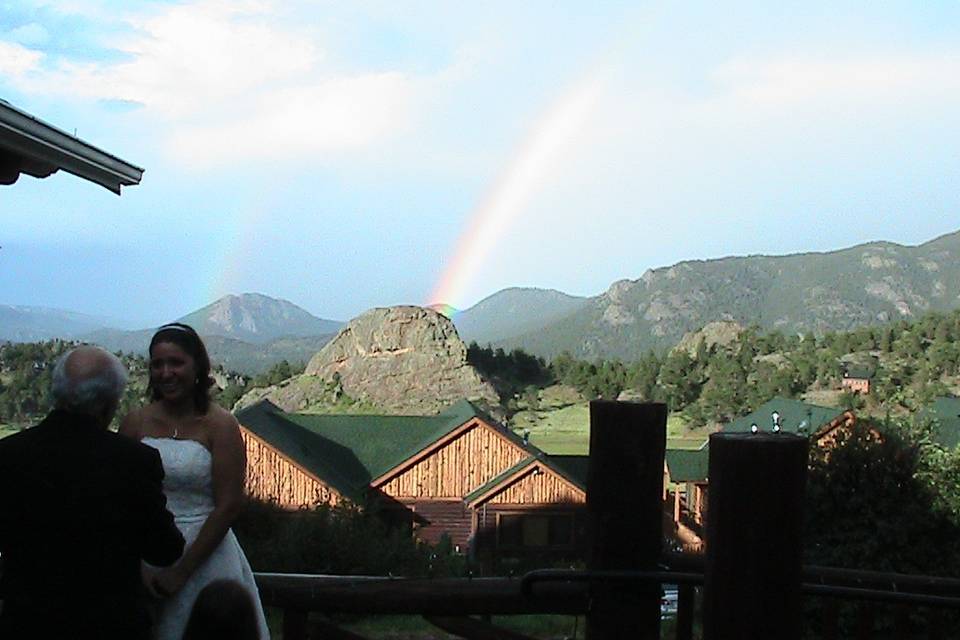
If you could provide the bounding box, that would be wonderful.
[157,323,195,334]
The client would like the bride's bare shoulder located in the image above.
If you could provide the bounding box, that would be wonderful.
[118,406,146,438]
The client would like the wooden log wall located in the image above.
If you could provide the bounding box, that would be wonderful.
[475,504,586,540]
[403,499,473,549]
[380,421,527,498]
[485,467,585,505]
[242,428,341,508]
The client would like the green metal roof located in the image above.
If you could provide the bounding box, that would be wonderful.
[723,396,844,436]
[923,396,960,450]
[547,454,589,488]
[843,366,874,380]
[665,448,710,483]
[236,399,521,501]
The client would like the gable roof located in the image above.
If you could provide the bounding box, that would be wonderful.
[665,448,710,483]
[0,99,143,194]
[923,396,960,450]
[236,399,520,500]
[723,396,845,437]
[462,452,588,507]
[463,456,539,505]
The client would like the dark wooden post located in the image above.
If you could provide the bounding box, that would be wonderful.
[586,400,666,640]
[703,432,807,640]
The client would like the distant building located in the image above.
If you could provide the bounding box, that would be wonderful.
[841,366,874,395]
[663,447,709,552]
[235,399,587,567]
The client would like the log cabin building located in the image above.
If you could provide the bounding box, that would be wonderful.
[235,399,588,564]
[841,366,874,395]
[663,447,708,552]
[663,397,859,551]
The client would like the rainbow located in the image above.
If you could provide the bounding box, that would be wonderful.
[428,73,606,311]
[199,188,280,310]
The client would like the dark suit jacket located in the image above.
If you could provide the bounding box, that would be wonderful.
[0,410,185,639]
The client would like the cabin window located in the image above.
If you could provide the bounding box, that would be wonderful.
[496,512,576,549]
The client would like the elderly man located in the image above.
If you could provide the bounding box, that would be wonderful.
[0,346,184,639]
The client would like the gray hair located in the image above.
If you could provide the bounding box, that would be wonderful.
[51,347,129,413]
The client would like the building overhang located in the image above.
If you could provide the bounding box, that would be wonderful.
[0,99,143,194]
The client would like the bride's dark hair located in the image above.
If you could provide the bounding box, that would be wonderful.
[148,322,215,413]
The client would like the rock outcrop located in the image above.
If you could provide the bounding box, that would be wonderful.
[241,306,500,416]
[673,321,745,357]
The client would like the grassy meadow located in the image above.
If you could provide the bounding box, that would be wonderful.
[509,386,711,454]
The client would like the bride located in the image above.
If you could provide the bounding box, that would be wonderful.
[120,323,269,640]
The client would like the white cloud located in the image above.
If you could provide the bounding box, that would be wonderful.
[168,72,415,167]
[3,0,420,168]
[710,52,960,111]
[0,40,43,76]
[545,48,960,176]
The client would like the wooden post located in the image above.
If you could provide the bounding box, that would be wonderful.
[702,432,807,640]
[586,400,666,640]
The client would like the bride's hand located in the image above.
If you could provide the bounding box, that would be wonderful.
[150,565,189,598]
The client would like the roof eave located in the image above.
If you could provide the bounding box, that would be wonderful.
[0,101,143,194]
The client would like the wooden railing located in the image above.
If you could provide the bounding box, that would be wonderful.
[254,572,590,639]
[255,560,960,640]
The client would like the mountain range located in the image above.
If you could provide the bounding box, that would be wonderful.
[0,294,341,374]
[455,230,960,361]
[4,230,960,368]
[0,305,117,342]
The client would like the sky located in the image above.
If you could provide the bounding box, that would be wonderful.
[2,1,960,328]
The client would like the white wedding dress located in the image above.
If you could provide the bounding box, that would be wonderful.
[144,437,270,640]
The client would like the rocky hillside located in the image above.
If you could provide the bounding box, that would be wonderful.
[492,230,960,361]
[237,306,500,415]
[672,321,745,357]
[179,293,341,343]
